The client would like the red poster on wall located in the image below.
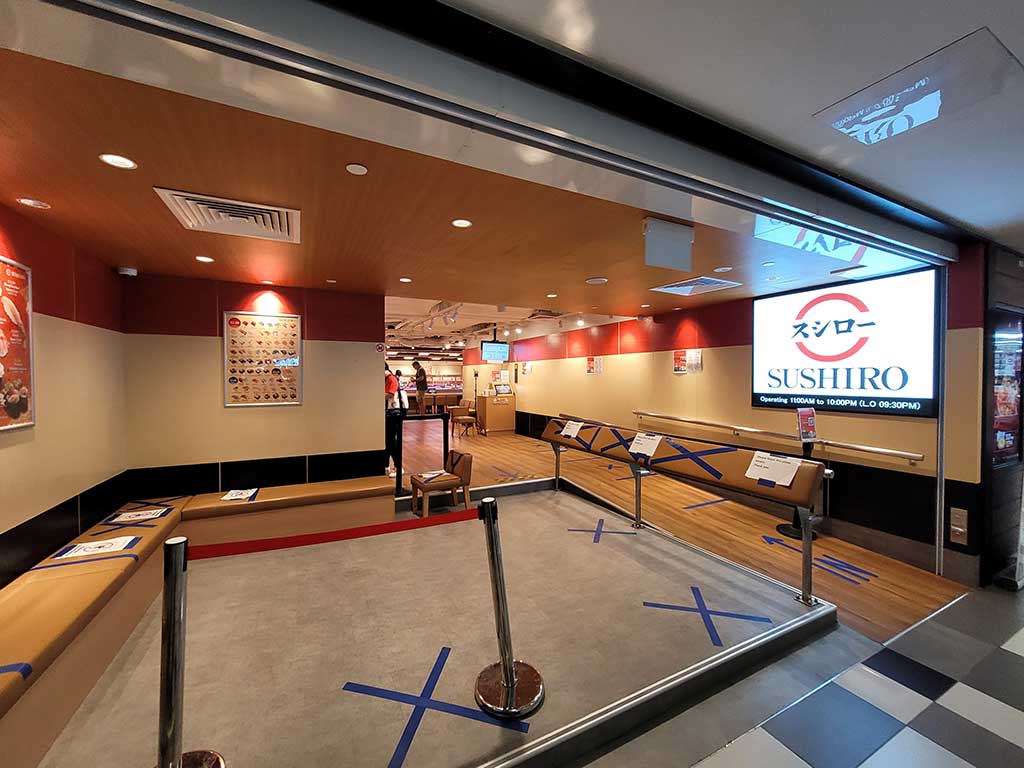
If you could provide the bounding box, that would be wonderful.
[0,256,33,431]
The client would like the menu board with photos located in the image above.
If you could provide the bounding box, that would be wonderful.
[223,311,301,407]
[0,255,33,432]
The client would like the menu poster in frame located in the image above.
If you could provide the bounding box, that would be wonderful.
[0,255,34,432]
[223,311,302,407]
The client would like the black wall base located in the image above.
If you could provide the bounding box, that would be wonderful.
[0,448,387,589]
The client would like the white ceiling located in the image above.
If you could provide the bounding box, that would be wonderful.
[446,0,1024,253]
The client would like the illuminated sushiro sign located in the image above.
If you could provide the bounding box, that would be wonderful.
[752,270,938,417]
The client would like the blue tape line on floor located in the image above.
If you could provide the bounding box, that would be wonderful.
[566,518,637,543]
[760,536,875,585]
[683,498,727,510]
[343,647,530,767]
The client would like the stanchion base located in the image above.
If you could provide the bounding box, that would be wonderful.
[776,523,817,541]
[475,661,545,719]
[154,750,226,768]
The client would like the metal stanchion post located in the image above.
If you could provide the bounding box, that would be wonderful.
[795,508,818,607]
[474,498,544,719]
[155,537,224,768]
[630,464,644,529]
[551,444,562,491]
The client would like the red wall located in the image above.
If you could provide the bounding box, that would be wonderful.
[121,275,382,342]
[514,298,753,362]
[0,205,122,330]
[514,254,987,363]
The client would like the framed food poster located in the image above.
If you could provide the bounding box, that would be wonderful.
[223,311,302,407]
[0,255,33,432]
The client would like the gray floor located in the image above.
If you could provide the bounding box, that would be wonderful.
[41,491,814,768]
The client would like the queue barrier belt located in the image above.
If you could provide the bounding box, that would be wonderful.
[542,419,823,509]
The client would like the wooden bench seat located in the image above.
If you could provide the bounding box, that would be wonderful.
[182,476,394,519]
[0,500,184,768]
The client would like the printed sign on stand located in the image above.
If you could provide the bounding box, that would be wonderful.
[629,432,663,456]
[744,452,801,487]
[561,420,584,439]
[797,407,818,442]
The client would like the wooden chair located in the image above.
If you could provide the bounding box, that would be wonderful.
[448,405,478,438]
[411,450,473,517]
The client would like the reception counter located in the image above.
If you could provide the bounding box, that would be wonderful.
[476,393,516,433]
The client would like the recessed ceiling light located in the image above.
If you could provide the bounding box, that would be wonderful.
[591,306,598,310]
[261,280,274,285]
[17,198,50,209]
[345,163,368,176]
[546,293,558,299]
[761,261,777,267]
[399,277,413,283]
[325,279,337,284]
[640,304,651,308]
[503,329,510,337]
[576,317,585,327]
[673,307,682,311]
[767,276,780,282]
[451,219,473,228]
[404,356,414,360]
[585,277,608,285]
[515,327,523,334]
[195,256,214,263]
[713,266,733,273]
[99,153,137,169]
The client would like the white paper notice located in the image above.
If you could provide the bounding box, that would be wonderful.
[500,370,510,384]
[221,489,258,502]
[108,507,170,523]
[561,420,584,439]
[629,432,663,456]
[55,536,138,560]
[744,452,801,487]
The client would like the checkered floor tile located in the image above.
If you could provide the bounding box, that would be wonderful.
[695,588,1024,768]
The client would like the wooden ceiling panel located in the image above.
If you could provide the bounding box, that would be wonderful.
[0,48,861,315]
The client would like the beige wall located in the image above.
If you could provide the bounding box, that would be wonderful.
[494,328,983,483]
[0,314,127,534]
[124,335,383,467]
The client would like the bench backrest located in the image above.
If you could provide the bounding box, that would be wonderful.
[542,419,823,510]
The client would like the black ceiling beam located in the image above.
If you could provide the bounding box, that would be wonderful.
[320,0,970,245]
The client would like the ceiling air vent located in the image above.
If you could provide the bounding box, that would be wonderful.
[155,188,301,243]
[649,276,742,297]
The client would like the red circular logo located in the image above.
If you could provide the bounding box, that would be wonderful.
[793,293,872,363]
[375,343,385,353]
[228,317,241,328]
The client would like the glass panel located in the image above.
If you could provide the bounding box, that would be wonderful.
[993,313,1023,466]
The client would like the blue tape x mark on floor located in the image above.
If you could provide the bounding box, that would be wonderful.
[566,517,637,544]
[645,586,772,647]
[343,647,529,768]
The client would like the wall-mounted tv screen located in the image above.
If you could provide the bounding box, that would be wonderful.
[481,341,510,363]
[752,269,937,417]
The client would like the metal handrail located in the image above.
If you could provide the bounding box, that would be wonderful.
[633,410,924,463]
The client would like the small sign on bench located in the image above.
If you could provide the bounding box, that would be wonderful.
[107,507,171,523]
[221,489,258,502]
[744,452,801,487]
[55,536,139,560]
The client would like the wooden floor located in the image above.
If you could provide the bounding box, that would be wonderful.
[400,420,967,642]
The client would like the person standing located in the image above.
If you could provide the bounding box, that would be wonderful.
[412,360,428,415]
[384,364,400,476]
[384,369,409,478]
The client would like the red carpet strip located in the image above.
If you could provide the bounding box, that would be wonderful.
[188,509,478,560]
